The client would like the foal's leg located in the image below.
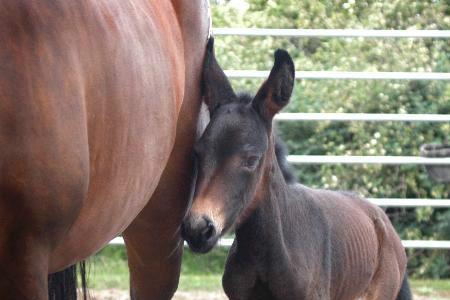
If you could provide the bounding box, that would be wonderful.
[222,245,259,300]
[365,218,407,300]
[365,258,402,300]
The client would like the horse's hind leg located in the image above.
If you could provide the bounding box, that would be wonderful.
[365,218,407,300]
[124,208,185,300]
[0,175,88,300]
[123,90,203,299]
[123,115,200,300]
[123,141,200,300]
[365,264,402,300]
[0,234,49,299]
[0,178,87,300]
[0,120,89,300]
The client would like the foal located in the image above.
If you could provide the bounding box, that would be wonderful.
[182,39,411,300]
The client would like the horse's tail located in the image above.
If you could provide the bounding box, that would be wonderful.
[48,261,88,300]
[396,273,412,300]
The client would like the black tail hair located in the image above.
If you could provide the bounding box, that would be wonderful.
[48,261,88,300]
[396,274,412,300]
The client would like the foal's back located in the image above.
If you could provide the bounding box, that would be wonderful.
[290,185,407,299]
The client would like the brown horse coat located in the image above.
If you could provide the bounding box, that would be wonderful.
[0,0,209,299]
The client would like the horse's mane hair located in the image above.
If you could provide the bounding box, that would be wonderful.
[274,135,297,184]
[236,92,253,105]
[237,93,297,185]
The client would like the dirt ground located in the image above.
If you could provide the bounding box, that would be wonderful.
[86,289,444,300]
[86,289,227,300]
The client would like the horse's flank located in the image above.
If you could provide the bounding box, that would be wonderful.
[0,1,209,298]
[49,0,186,268]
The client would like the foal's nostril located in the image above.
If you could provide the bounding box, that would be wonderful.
[201,216,216,241]
[203,222,215,240]
[182,215,218,253]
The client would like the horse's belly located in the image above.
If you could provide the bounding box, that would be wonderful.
[50,0,184,271]
[330,210,379,299]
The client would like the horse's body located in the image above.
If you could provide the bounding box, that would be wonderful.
[182,39,410,300]
[224,180,408,300]
[0,1,209,298]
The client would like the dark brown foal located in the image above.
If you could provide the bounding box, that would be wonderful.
[182,39,411,300]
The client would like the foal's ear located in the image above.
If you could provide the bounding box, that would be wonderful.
[202,37,237,113]
[252,49,295,124]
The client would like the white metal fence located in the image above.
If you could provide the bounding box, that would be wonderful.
[109,28,450,249]
[213,28,450,38]
[275,113,450,122]
[225,70,450,80]
[109,237,450,250]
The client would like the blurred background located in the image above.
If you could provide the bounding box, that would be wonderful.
[88,0,450,299]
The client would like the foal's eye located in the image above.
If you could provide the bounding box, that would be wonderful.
[243,155,260,170]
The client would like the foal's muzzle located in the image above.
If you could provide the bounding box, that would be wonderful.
[181,214,219,253]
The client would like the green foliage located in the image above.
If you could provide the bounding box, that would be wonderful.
[211,0,450,278]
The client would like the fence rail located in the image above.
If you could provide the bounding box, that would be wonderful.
[401,240,450,249]
[107,198,450,250]
[287,155,450,165]
[108,237,450,249]
[108,198,450,250]
[275,113,450,122]
[213,28,450,39]
[218,239,450,250]
[368,198,450,208]
[225,70,450,80]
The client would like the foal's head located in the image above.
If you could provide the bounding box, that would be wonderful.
[182,39,295,253]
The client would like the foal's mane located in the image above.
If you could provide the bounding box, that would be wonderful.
[237,93,297,185]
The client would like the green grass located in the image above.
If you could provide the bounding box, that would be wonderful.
[411,279,450,298]
[179,247,227,291]
[86,247,129,290]
[178,274,222,291]
[86,246,227,291]
[86,246,450,297]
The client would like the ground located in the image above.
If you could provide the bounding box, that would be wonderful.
[86,289,227,300]
[84,288,450,300]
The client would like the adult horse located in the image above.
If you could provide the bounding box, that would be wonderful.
[0,1,210,299]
